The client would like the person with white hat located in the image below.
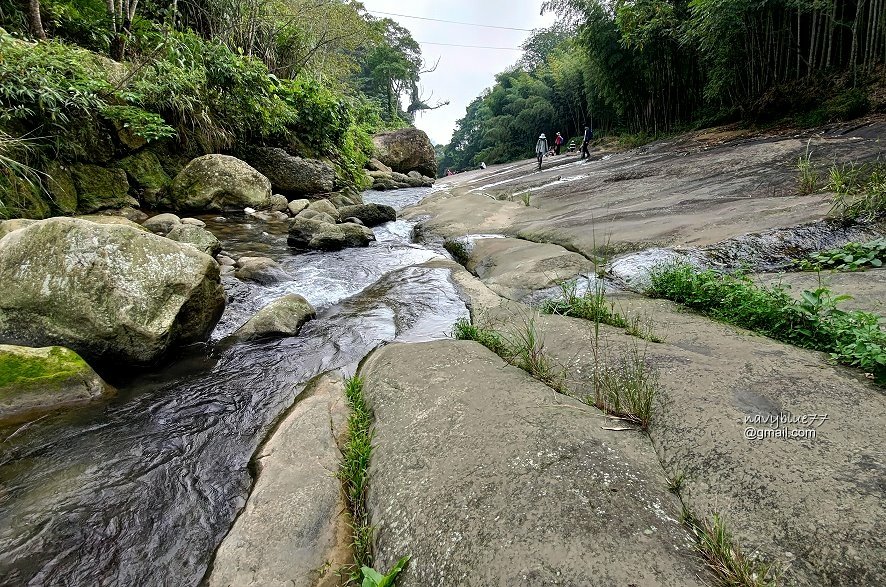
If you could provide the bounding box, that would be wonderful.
[535,133,548,171]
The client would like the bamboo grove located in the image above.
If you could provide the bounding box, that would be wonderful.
[440,0,886,172]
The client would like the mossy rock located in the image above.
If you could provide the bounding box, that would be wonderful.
[0,173,50,220]
[0,344,114,424]
[114,151,171,208]
[72,164,135,213]
[44,161,79,215]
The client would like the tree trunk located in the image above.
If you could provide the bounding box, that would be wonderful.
[27,0,46,39]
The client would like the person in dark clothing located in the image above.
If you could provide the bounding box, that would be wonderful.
[554,132,563,155]
[581,125,593,159]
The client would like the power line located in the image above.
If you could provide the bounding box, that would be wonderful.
[368,10,534,32]
[418,41,523,51]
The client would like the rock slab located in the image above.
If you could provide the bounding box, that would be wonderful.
[0,218,225,365]
[232,295,316,341]
[208,374,350,587]
[170,154,272,212]
[360,340,703,587]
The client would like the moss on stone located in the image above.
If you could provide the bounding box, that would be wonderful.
[0,346,90,395]
[114,151,171,191]
[72,163,132,213]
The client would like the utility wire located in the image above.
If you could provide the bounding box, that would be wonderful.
[367,9,534,32]
[417,41,523,51]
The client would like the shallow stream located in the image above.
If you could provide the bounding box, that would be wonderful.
[0,187,467,586]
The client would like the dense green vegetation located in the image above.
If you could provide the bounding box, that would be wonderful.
[440,0,886,172]
[797,238,886,271]
[648,264,886,385]
[0,0,437,218]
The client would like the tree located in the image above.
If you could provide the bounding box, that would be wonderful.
[26,0,46,39]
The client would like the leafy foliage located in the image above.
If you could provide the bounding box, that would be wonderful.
[361,556,410,587]
[648,264,886,384]
[827,160,886,221]
[797,239,886,272]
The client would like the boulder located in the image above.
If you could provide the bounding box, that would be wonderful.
[71,164,136,213]
[269,194,289,213]
[287,199,310,216]
[144,213,182,235]
[336,204,396,227]
[231,294,316,341]
[181,217,206,228]
[287,218,374,251]
[235,257,291,285]
[166,224,222,256]
[99,207,148,223]
[367,158,392,173]
[306,199,340,221]
[327,190,363,208]
[296,209,337,225]
[391,171,424,188]
[0,218,225,365]
[0,344,115,425]
[169,154,272,212]
[407,170,422,180]
[241,147,335,196]
[0,219,38,240]
[342,217,364,226]
[372,128,437,177]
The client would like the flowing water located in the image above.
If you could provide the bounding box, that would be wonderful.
[0,187,467,586]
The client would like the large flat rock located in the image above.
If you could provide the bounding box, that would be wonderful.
[408,119,886,256]
[208,374,350,587]
[361,340,704,586]
[464,237,593,301]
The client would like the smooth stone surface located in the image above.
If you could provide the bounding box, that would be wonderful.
[143,213,182,235]
[241,147,335,196]
[165,224,222,256]
[372,128,437,177]
[269,194,289,213]
[306,199,340,221]
[287,199,310,216]
[208,374,350,587]
[287,218,374,251]
[336,204,396,227]
[361,340,703,586]
[235,257,290,285]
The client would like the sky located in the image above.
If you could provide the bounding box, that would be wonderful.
[360,0,556,146]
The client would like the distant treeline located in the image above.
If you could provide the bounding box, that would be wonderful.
[440,0,885,173]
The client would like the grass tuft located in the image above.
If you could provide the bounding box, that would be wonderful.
[826,159,886,221]
[648,264,886,385]
[589,342,658,430]
[796,140,818,195]
[687,514,779,587]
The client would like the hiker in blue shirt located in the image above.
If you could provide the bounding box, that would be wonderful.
[581,125,593,159]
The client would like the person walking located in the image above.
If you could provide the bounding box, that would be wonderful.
[581,125,593,159]
[554,132,564,155]
[535,133,548,171]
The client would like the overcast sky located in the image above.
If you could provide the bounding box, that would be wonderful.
[360,0,556,146]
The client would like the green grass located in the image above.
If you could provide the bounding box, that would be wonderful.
[339,375,409,585]
[542,280,663,343]
[684,513,779,587]
[796,140,818,195]
[827,160,886,221]
[520,191,532,207]
[796,238,886,272]
[648,264,886,385]
[589,343,658,430]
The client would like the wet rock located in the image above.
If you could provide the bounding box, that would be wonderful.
[342,216,363,226]
[372,128,437,177]
[327,189,363,208]
[217,255,236,267]
[287,199,310,216]
[0,344,115,425]
[407,170,422,180]
[287,217,374,251]
[306,199,340,221]
[0,218,225,365]
[235,257,290,285]
[360,340,703,586]
[336,203,396,227]
[231,294,316,341]
[169,154,272,212]
[241,147,335,196]
[181,217,206,228]
[99,207,148,223]
[143,213,182,235]
[269,194,289,212]
[71,164,135,213]
[166,224,222,256]
[208,374,350,587]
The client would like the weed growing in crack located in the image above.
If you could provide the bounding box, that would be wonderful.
[339,375,410,584]
[520,191,532,206]
[797,140,818,195]
[667,471,686,494]
[687,513,780,587]
[589,340,658,430]
[827,159,886,221]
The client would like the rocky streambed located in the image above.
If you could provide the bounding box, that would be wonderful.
[0,187,467,586]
